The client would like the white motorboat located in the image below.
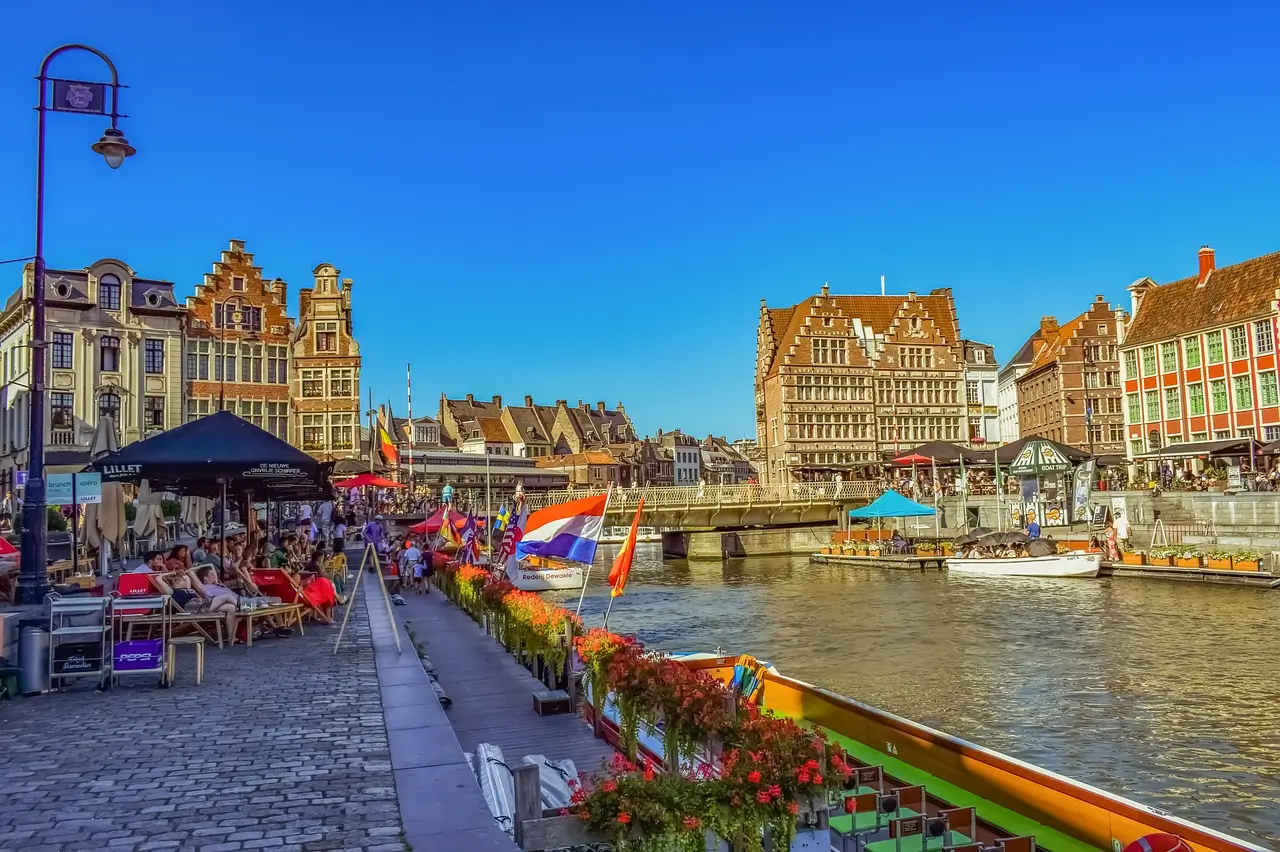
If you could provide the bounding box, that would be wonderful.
[508,559,584,591]
[946,552,1101,578]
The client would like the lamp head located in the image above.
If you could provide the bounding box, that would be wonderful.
[91,128,136,169]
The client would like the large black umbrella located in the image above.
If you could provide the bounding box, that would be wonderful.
[1000,531,1029,545]
[92,410,332,499]
[1026,538,1057,557]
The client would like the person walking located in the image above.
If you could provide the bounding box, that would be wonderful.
[1114,512,1131,553]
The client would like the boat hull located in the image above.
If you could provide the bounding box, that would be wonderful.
[510,563,583,591]
[947,553,1101,578]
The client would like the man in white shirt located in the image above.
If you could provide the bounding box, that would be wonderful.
[131,551,166,574]
[1114,513,1131,552]
[317,499,334,544]
[400,540,424,592]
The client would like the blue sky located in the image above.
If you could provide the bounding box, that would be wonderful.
[5,1,1280,440]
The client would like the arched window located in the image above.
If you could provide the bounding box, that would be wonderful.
[99,274,121,311]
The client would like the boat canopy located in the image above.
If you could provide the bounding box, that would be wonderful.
[848,490,937,519]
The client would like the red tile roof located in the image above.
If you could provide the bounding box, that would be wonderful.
[1124,250,1280,347]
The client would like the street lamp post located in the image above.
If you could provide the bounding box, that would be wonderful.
[18,45,136,605]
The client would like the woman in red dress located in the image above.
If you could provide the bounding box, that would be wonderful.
[299,552,339,623]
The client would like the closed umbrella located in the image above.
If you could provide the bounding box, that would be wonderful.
[181,495,214,531]
[133,479,165,546]
[83,415,126,574]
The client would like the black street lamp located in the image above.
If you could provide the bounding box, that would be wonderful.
[215,299,258,409]
[18,45,136,605]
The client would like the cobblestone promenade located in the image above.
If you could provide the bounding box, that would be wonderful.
[0,599,408,852]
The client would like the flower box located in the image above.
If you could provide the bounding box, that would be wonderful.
[1121,552,1145,566]
[1147,556,1172,567]
[1206,557,1232,570]
[914,547,935,556]
[1233,559,1261,572]
[1174,556,1202,569]
[820,547,831,555]
[942,546,955,556]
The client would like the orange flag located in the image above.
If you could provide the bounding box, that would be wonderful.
[608,498,645,598]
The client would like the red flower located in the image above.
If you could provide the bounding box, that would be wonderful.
[642,768,655,782]
[747,770,761,784]
[787,801,800,815]
[602,779,617,793]
[617,812,631,824]
[683,815,701,830]
[797,769,811,784]
[757,790,772,803]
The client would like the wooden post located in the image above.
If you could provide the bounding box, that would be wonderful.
[512,763,541,849]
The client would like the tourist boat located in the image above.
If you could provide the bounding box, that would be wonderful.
[508,555,584,591]
[584,654,1265,852]
[946,552,1101,578]
[598,525,661,544]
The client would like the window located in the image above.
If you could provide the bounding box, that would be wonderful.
[98,391,120,423]
[1087,424,1102,444]
[186,341,210,380]
[267,345,288,384]
[1084,372,1100,389]
[1206,331,1224,364]
[1130,439,1144,457]
[974,349,986,364]
[143,339,164,374]
[1183,337,1201,368]
[1214,430,1232,439]
[98,274,121,310]
[239,342,262,383]
[232,275,246,291]
[301,369,325,398]
[1210,379,1228,413]
[1141,346,1156,375]
[1266,426,1280,442]
[52,332,73,370]
[144,396,165,429]
[315,321,338,353]
[1164,387,1181,419]
[301,414,326,451]
[215,348,236,382]
[51,393,73,430]
[186,397,212,423]
[1187,383,1205,415]
[1229,325,1249,360]
[1239,427,1256,439]
[329,368,354,397]
[330,413,355,450]
[1126,393,1140,423]
[1097,324,1108,336]
[1123,350,1138,378]
[99,335,120,372]
[1233,375,1253,408]
[966,381,979,405]
[267,401,288,440]
[900,346,931,369]
[1256,320,1275,355]
[1144,390,1160,421]
[1261,372,1279,407]
[1108,423,1124,441]
[1160,343,1177,373]
[811,338,848,365]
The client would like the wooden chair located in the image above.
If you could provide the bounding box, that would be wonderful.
[998,837,1036,852]
[116,572,225,648]
[891,785,926,816]
[250,568,327,623]
[888,815,927,852]
[848,764,885,795]
[938,807,977,846]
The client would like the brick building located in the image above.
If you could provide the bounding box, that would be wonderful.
[291,263,361,458]
[1121,246,1280,456]
[184,240,292,439]
[755,284,966,483]
[1014,296,1126,454]
[439,395,636,457]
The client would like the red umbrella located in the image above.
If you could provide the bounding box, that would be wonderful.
[332,473,405,489]
[408,506,486,535]
[893,453,934,465]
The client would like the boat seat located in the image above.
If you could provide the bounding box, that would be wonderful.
[830,790,922,837]
[998,836,1036,852]
[865,814,973,852]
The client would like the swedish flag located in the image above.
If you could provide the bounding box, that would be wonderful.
[495,503,511,532]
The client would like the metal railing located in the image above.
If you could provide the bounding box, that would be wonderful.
[523,481,878,511]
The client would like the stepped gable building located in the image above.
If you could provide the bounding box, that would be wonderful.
[291,264,361,458]
[1014,296,1126,454]
[1121,246,1280,456]
[439,395,636,458]
[184,240,292,439]
[0,258,185,492]
[755,284,966,484]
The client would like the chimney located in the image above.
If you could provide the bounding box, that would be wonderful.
[524,395,533,408]
[617,403,625,414]
[555,399,567,407]
[492,395,502,408]
[820,282,829,297]
[580,401,590,412]
[1039,316,1059,340]
[229,239,245,253]
[466,393,474,403]
[596,401,606,412]
[1198,246,1215,286]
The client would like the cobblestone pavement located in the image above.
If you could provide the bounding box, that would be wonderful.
[0,599,407,852]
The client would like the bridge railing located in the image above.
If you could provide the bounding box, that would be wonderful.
[523,481,879,511]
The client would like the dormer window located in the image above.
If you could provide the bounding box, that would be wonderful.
[974,350,986,364]
[99,274,121,310]
[144,290,162,308]
[54,282,71,299]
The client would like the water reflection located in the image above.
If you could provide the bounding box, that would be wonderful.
[548,544,1280,847]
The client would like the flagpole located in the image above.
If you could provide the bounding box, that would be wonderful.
[602,591,618,631]
[485,451,492,552]
[994,452,1004,532]
[575,482,613,618]
[406,363,414,500]
[931,456,940,540]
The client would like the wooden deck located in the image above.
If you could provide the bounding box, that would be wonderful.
[400,590,617,773]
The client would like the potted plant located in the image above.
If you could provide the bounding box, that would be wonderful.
[865,542,882,557]
[1146,547,1172,567]
[939,539,955,556]
[1206,549,1233,570]
[914,542,936,556]
[1121,549,1145,566]
[1173,548,1203,569]
[1232,548,1263,571]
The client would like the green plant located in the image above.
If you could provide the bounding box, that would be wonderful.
[46,507,67,532]
[161,499,181,518]
[125,503,138,523]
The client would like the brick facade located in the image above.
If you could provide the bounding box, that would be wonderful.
[291,264,362,458]
[184,240,293,440]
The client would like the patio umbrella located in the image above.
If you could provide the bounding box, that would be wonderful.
[83,416,126,569]
[133,479,165,545]
[893,453,934,465]
[181,495,215,530]
[333,473,404,489]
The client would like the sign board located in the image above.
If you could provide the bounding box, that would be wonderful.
[53,642,104,676]
[113,639,165,672]
[1110,495,1128,522]
[49,79,107,115]
[14,470,27,486]
[46,472,103,505]
[1072,460,1096,523]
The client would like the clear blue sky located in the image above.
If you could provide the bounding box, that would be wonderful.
[5,1,1280,440]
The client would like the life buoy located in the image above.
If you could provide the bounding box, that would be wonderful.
[1122,834,1191,852]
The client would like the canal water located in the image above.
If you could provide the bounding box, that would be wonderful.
[553,544,1280,848]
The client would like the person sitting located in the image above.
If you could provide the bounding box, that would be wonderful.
[150,568,202,612]
[270,534,293,569]
[191,536,211,565]
[165,544,192,574]
[297,552,339,624]
[190,565,241,641]
[132,550,166,574]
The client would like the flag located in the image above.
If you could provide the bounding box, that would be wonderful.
[494,503,511,533]
[377,406,399,465]
[460,514,480,564]
[496,502,528,570]
[515,493,608,564]
[438,508,461,547]
[607,498,645,598]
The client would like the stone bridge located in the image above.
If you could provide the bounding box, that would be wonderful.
[523,482,877,530]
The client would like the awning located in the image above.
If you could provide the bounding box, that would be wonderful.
[1134,438,1257,460]
[849,490,937,519]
